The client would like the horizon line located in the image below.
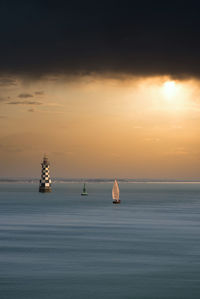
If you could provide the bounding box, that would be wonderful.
[0,177,199,183]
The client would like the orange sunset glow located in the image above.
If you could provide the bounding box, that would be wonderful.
[0,75,199,179]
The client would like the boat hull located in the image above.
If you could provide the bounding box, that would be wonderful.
[113,200,120,204]
[81,193,88,196]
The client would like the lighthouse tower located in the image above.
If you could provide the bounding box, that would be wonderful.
[39,154,52,193]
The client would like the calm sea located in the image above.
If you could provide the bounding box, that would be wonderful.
[0,182,200,299]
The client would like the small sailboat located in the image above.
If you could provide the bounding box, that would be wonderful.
[112,179,120,204]
[81,183,88,196]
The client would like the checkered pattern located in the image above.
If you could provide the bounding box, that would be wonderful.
[39,156,52,192]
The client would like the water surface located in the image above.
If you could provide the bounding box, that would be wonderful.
[0,182,200,299]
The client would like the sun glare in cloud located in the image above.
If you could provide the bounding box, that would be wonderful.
[162,81,177,100]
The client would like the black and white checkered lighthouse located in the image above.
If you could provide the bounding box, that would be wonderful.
[39,154,52,192]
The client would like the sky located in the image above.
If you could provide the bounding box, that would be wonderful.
[0,1,200,179]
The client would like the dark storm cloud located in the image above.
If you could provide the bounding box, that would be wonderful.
[1,1,200,78]
[18,93,33,98]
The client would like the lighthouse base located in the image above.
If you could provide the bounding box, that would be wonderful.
[39,186,52,193]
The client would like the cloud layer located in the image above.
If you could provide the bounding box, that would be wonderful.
[18,93,33,98]
[1,1,200,78]
[7,100,42,105]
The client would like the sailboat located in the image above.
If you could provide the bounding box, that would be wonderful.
[81,183,88,196]
[112,179,120,204]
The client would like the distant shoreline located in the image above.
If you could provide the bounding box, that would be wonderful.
[0,178,199,184]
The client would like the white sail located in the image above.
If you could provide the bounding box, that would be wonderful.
[112,179,120,201]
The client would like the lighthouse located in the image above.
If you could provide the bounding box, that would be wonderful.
[39,154,52,193]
